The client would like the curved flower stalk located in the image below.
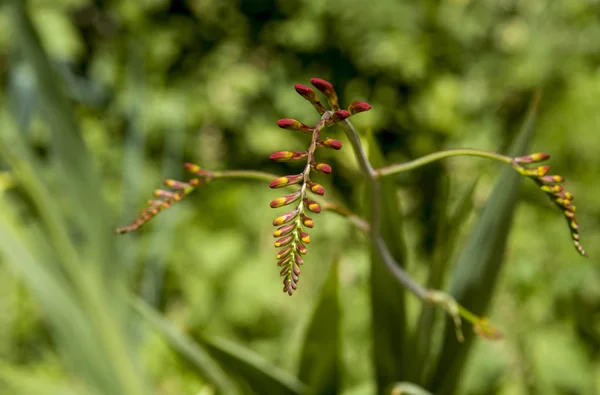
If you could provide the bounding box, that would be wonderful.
[269,78,371,295]
[376,149,587,256]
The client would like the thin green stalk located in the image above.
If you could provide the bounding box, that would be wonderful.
[376,149,512,178]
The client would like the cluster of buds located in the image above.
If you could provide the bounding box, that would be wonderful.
[115,164,213,234]
[270,78,371,295]
[512,153,587,256]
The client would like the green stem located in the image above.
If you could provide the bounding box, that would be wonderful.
[376,149,512,178]
[342,119,428,299]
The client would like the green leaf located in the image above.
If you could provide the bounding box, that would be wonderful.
[200,336,307,395]
[130,297,240,395]
[364,131,409,392]
[428,92,541,394]
[411,177,479,381]
[297,257,341,394]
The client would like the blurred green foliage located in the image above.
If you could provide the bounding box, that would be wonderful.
[0,0,599,394]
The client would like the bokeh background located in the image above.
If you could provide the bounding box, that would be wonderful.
[0,0,599,394]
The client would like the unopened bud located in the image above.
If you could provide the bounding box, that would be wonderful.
[273,223,296,237]
[295,84,327,114]
[318,138,343,150]
[313,163,332,174]
[300,213,314,228]
[514,152,550,164]
[153,189,175,198]
[270,191,301,208]
[164,179,189,189]
[273,209,299,226]
[308,182,325,195]
[277,118,313,133]
[310,78,340,110]
[347,101,372,115]
[304,198,321,213]
[298,230,310,244]
[539,175,565,184]
[331,110,349,122]
[274,234,294,248]
[269,174,304,188]
[276,245,293,259]
[269,151,307,162]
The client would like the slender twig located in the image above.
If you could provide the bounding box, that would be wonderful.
[115,167,369,234]
[376,149,512,178]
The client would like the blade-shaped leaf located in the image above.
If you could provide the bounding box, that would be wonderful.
[297,257,341,394]
[130,297,240,395]
[200,336,307,395]
[364,131,409,392]
[428,92,541,394]
[411,177,479,381]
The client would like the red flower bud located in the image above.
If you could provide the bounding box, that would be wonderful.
[332,110,349,122]
[310,78,340,110]
[269,174,304,188]
[320,138,342,150]
[270,191,301,208]
[313,163,332,174]
[300,213,314,228]
[304,198,321,213]
[269,151,307,162]
[347,101,371,115]
[277,119,313,133]
[294,84,327,114]
[298,230,310,244]
[308,182,325,195]
[274,234,294,248]
[164,179,189,189]
[273,209,299,226]
[273,223,296,237]
[514,152,550,164]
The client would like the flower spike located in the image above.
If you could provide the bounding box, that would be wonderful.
[269,78,371,294]
[511,153,587,256]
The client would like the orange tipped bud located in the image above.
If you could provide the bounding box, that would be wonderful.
[277,118,313,133]
[269,174,303,188]
[537,165,550,177]
[304,198,321,213]
[148,199,164,207]
[270,191,301,208]
[539,175,564,184]
[276,245,293,259]
[308,182,325,195]
[277,256,292,266]
[269,151,307,162]
[274,234,294,248]
[273,223,296,237]
[295,253,304,265]
[153,189,175,198]
[320,138,343,150]
[297,242,308,255]
[514,152,550,164]
[184,163,202,173]
[348,101,372,115]
[164,179,189,189]
[300,213,314,228]
[298,230,310,244]
[313,163,332,174]
[273,209,299,226]
[540,185,563,194]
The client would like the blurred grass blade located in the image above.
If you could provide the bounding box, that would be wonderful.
[130,297,240,395]
[297,257,341,394]
[0,362,86,395]
[388,382,434,395]
[200,337,306,395]
[8,0,111,263]
[411,178,479,380]
[429,92,541,394]
[364,131,409,391]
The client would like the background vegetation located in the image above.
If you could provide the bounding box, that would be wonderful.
[0,0,598,394]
